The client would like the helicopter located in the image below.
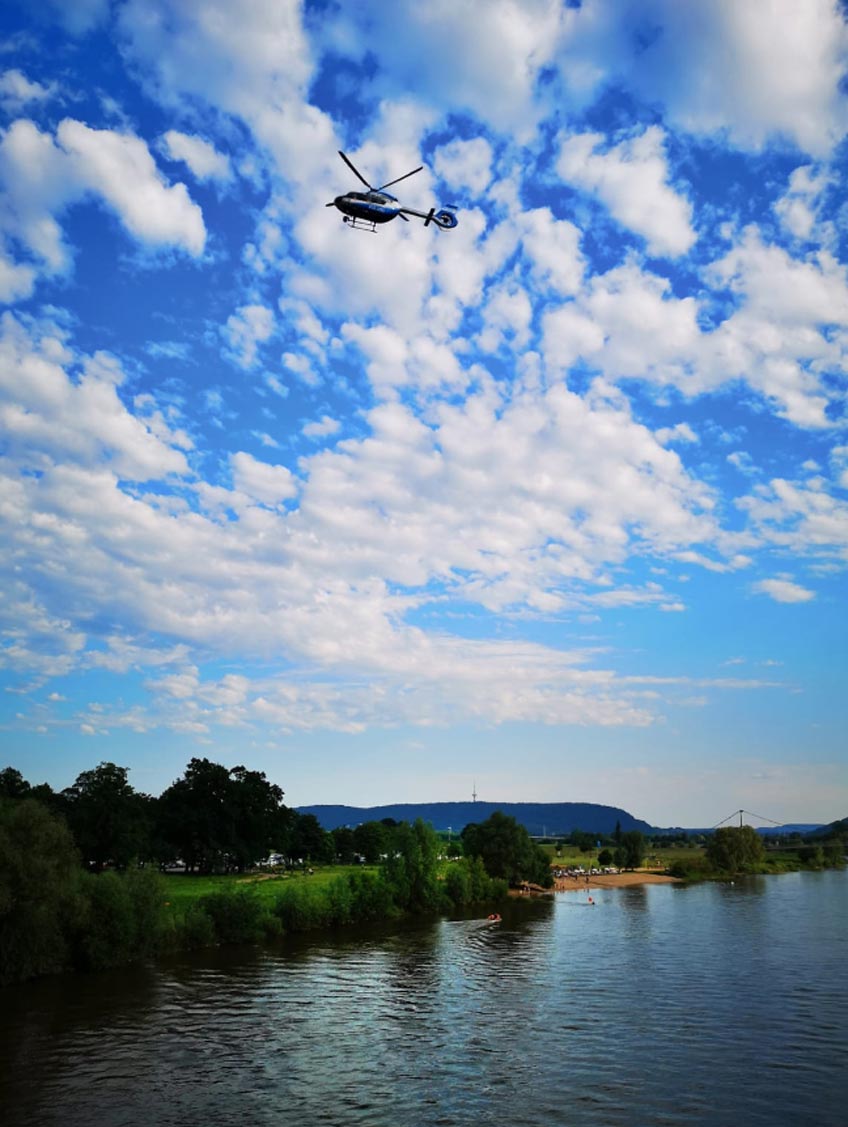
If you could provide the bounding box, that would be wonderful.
[326,150,458,233]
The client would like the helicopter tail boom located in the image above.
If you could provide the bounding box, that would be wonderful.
[400,206,458,230]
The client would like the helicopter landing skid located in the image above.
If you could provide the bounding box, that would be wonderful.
[342,216,378,233]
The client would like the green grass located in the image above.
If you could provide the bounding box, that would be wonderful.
[161,866,378,910]
[541,843,706,870]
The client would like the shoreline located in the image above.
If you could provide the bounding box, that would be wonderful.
[513,870,681,895]
[555,870,680,891]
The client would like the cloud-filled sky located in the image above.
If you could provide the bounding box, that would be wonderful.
[1,0,847,826]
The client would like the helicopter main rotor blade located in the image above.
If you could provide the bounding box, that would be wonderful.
[376,165,423,192]
[338,150,373,190]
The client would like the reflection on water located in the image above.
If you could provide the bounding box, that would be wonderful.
[1,872,846,1126]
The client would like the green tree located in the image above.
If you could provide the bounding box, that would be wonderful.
[619,830,645,870]
[228,766,290,870]
[705,825,765,874]
[158,759,290,872]
[569,828,594,853]
[462,811,552,887]
[353,820,389,863]
[381,819,442,912]
[0,799,82,985]
[0,767,30,800]
[157,758,235,873]
[332,826,356,863]
[62,762,153,869]
[290,812,334,863]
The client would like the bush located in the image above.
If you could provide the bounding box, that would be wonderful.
[443,862,472,907]
[668,857,712,881]
[199,888,270,944]
[178,903,216,949]
[123,867,167,957]
[73,871,137,970]
[0,799,81,985]
[274,882,332,932]
[345,871,396,922]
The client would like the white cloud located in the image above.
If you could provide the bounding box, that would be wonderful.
[160,130,232,182]
[57,120,206,255]
[478,283,533,354]
[303,415,340,439]
[0,311,190,480]
[774,165,832,240]
[0,119,74,275]
[0,252,36,302]
[433,136,493,195]
[322,0,567,139]
[230,451,298,507]
[118,0,335,200]
[738,475,848,562]
[41,0,110,35]
[537,234,848,429]
[0,117,206,298]
[0,70,54,111]
[548,1,848,157]
[656,423,698,445]
[519,207,585,294]
[752,578,815,603]
[556,126,696,257]
[223,304,275,369]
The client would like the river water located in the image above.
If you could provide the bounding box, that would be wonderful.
[1,870,846,1126]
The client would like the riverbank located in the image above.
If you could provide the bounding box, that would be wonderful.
[554,869,681,892]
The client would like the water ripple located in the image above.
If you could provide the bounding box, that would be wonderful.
[1,873,846,1126]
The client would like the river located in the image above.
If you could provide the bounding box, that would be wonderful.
[1,869,845,1126]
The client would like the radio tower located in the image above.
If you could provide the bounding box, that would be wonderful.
[472,781,477,803]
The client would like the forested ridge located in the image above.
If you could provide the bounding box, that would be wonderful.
[298,800,652,835]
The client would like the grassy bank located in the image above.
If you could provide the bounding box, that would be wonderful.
[542,841,845,883]
[1,854,508,987]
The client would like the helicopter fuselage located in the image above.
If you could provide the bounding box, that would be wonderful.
[332,190,399,225]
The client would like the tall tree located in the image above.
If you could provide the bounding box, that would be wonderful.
[158,758,233,873]
[462,811,552,887]
[0,767,30,799]
[62,762,152,869]
[617,830,646,871]
[228,766,290,870]
[290,812,333,863]
[706,826,765,874]
[382,819,442,912]
[353,820,389,863]
[332,826,356,863]
[158,759,291,872]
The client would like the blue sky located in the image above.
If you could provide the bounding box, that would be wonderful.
[1,0,847,826]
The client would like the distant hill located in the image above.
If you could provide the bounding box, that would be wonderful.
[656,823,826,836]
[295,801,652,836]
[810,816,848,839]
[759,823,825,836]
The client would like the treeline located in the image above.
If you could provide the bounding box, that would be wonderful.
[0,799,509,987]
[666,824,846,881]
[0,762,519,986]
[1,760,335,874]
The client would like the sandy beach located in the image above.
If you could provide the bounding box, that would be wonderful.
[553,870,680,892]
